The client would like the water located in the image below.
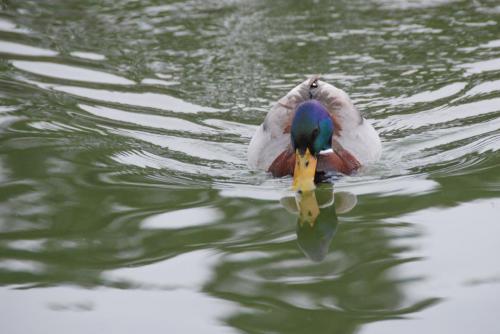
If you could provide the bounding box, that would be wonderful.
[1,0,499,333]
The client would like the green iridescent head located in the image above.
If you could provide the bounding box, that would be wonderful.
[290,100,333,192]
[291,100,333,156]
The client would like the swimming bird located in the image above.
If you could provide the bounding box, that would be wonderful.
[247,76,381,191]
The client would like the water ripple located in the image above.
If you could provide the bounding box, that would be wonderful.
[12,60,134,85]
[0,40,57,57]
[79,104,217,134]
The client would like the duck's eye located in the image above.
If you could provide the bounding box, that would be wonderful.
[312,128,319,139]
[310,80,318,89]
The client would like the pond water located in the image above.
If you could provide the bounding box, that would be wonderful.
[1,0,499,333]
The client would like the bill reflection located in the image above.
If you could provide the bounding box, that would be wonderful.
[281,184,357,262]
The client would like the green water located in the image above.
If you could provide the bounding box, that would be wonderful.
[1,0,500,333]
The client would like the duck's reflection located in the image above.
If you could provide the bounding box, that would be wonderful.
[280,184,357,262]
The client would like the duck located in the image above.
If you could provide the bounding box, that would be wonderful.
[247,76,381,192]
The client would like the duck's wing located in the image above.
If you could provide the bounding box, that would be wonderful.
[312,80,382,164]
[247,77,315,170]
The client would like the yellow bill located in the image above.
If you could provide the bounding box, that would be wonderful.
[292,148,317,192]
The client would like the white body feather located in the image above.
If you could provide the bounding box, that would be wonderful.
[247,77,381,171]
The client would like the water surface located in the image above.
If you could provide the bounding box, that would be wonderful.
[1,0,500,333]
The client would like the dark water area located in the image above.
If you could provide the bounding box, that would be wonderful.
[0,0,499,333]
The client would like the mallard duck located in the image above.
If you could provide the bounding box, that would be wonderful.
[248,76,381,191]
